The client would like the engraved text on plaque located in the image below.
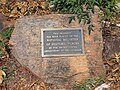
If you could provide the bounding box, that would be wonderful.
[41,28,84,57]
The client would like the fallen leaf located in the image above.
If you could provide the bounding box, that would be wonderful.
[9,7,18,17]
[106,61,114,66]
[107,78,115,81]
[0,0,6,4]
[40,82,47,90]
[114,53,120,63]
[0,76,3,85]
[112,68,119,73]
[0,70,6,86]
[0,70,6,77]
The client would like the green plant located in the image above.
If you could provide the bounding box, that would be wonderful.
[1,27,13,41]
[47,0,118,34]
[0,27,13,54]
[1,66,14,81]
[0,40,5,48]
[0,66,14,89]
[73,76,104,90]
[116,0,120,2]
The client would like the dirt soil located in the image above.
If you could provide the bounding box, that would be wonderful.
[0,55,48,90]
[102,26,120,60]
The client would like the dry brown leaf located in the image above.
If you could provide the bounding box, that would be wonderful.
[114,53,120,63]
[0,0,6,4]
[21,7,26,14]
[112,74,119,77]
[41,1,46,9]
[0,76,3,85]
[0,0,50,19]
[106,61,114,66]
[107,77,115,81]
[0,70,6,86]
[10,7,18,14]
[0,7,2,12]
[22,2,28,8]
[40,82,47,90]
[2,7,10,17]
[29,1,39,7]
[112,68,119,73]
[16,2,22,9]
[9,7,19,18]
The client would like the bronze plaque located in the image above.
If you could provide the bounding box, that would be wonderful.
[41,28,84,57]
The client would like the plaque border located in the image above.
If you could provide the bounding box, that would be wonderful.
[41,28,84,57]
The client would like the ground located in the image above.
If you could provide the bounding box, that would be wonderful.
[103,26,120,60]
[0,12,120,90]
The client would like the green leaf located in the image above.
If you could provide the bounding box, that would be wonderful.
[1,27,13,40]
[83,17,87,25]
[0,40,5,48]
[88,24,94,35]
[87,19,91,24]
[47,0,118,34]
[68,16,75,23]
[77,14,82,23]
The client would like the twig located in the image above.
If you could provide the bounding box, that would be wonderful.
[28,79,39,90]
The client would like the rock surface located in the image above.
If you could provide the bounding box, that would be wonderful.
[11,14,104,89]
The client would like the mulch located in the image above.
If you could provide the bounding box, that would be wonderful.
[0,54,48,90]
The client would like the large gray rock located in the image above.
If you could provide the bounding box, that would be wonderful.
[11,14,104,89]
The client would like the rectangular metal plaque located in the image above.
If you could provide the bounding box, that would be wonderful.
[41,28,84,57]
